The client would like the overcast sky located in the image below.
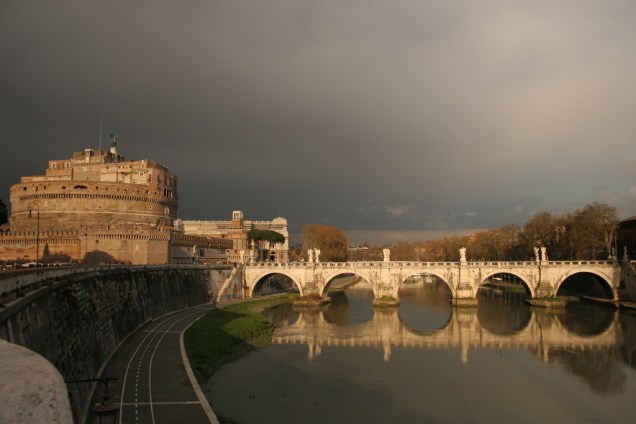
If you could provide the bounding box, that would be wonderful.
[1,0,635,243]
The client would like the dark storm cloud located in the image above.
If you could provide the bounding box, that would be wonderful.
[2,0,635,242]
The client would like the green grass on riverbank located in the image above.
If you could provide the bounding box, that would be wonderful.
[185,294,296,383]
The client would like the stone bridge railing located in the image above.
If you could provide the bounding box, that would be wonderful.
[248,260,615,268]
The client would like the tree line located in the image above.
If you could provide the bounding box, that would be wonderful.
[390,202,619,262]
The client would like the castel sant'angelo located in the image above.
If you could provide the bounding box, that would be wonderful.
[0,139,288,265]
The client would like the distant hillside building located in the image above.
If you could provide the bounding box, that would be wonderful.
[0,143,230,264]
[179,210,289,263]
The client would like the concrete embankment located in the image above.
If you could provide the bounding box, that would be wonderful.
[0,265,230,423]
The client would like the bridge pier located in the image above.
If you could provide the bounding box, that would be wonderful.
[535,262,554,298]
[534,280,553,298]
[451,263,478,306]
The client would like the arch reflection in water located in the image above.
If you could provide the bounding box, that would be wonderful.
[271,296,622,365]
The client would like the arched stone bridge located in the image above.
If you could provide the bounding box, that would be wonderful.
[243,260,621,303]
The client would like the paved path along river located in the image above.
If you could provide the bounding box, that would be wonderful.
[99,305,218,424]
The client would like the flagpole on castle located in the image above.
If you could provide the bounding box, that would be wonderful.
[98,105,103,152]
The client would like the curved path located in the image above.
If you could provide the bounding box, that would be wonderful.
[98,305,218,424]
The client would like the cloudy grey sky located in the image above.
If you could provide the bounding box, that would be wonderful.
[1,0,635,243]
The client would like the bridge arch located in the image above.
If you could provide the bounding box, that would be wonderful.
[554,269,617,300]
[319,270,376,298]
[249,271,303,298]
[397,271,454,298]
[477,271,534,298]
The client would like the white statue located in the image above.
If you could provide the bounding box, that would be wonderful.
[239,249,245,264]
[540,246,548,262]
[534,247,540,262]
[459,247,466,263]
[314,248,321,263]
[249,249,256,264]
[383,248,390,262]
[308,249,314,264]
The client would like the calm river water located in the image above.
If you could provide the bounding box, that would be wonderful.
[204,281,636,423]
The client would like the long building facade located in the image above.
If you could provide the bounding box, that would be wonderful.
[179,210,289,264]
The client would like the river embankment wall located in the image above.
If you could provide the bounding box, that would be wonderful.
[0,266,230,422]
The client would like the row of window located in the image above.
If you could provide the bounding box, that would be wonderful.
[22,184,174,197]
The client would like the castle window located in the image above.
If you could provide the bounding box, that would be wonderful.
[74,185,87,190]
[52,163,57,169]
[23,187,27,191]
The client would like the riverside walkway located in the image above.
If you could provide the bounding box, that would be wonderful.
[100,305,219,424]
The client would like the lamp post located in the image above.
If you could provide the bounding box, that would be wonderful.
[66,377,119,424]
[27,203,40,265]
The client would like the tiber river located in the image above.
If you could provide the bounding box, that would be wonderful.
[204,277,636,424]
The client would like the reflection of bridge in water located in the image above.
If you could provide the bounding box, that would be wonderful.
[272,306,623,364]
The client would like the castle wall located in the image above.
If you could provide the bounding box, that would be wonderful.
[10,180,177,232]
[0,232,81,263]
[0,231,173,265]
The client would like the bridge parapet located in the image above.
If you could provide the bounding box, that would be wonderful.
[0,264,232,305]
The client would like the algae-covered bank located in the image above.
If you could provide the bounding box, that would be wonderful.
[184,294,296,383]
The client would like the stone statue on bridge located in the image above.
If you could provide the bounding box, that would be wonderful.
[307,249,314,264]
[459,247,466,263]
[249,249,255,264]
[534,247,540,263]
[541,246,548,262]
[314,249,321,263]
[239,249,245,264]
[383,248,390,262]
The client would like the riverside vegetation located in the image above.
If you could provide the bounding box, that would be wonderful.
[185,294,297,383]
